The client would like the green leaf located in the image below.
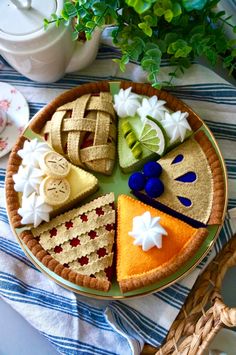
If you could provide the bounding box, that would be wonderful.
[51,14,58,21]
[144,14,157,26]
[92,2,107,15]
[223,55,233,66]
[61,9,69,21]
[113,58,127,72]
[172,2,182,17]
[167,39,186,54]
[56,18,61,28]
[86,32,92,40]
[86,21,95,29]
[174,46,192,58]
[164,9,173,23]
[228,39,236,47]
[43,18,49,30]
[153,5,165,17]
[125,0,154,14]
[189,25,205,36]
[64,2,77,17]
[138,22,152,37]
[205,48,217,65]
[146,47,162,60]
[156,39,167,53]
[141,58,157,69]
[233,26,236,34]
[164,33,179,45]
[152,82,162,89]
[93,15,105,26]
[232,49,236,57]
[216,36,227,52]
[162,0,172,10]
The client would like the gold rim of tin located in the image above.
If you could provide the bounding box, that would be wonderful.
[5,82,228,300]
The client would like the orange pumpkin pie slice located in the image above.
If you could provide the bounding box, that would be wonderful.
[117,195,208,293]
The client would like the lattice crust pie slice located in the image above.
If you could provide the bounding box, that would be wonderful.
[117,195,208,293]
[41,92,117,175]
[20,193,116,292]
[133,131,225,226]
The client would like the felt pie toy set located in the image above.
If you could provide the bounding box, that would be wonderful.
[5,81,226,296]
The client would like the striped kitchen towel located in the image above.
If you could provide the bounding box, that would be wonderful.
[0,41,236,355]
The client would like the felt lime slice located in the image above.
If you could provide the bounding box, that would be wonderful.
[139,117,166,155]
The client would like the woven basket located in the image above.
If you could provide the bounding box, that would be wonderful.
[142,233,236,355]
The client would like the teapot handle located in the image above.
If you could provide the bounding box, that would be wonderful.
[65,28,101,74]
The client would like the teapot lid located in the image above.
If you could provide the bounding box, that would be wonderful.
[0,0,57,36]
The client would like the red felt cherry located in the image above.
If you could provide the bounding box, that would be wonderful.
[54,245,63,253]
[88,230,97,239]
[96,207,104,216]
[80,214,88,222]
[65,221,73,229]
[78,256,89,266]
[97,248,107,258]
[49,228,57,237]
[70,238,80,247]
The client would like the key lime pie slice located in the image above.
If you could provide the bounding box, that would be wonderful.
[117,195,208,293]
[114,87,192,173]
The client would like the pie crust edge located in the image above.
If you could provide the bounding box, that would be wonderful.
[20,229,111,292]
[194,130,225,225]
[118,227,208,293]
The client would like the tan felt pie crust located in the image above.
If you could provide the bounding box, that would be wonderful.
[20,229,111,292]
[118,228,208,293]
[194,131,225,225]
[5,81,225,293]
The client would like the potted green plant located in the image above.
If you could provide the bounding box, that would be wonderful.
[44,0,236,88]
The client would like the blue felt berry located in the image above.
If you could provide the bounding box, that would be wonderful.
[128,172,146,191]
[145,177,164,198]
[143,161,162,178]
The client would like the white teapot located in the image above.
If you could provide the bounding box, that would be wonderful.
[0,0,101,82]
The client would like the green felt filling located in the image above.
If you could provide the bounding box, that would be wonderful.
[118,115,158,173]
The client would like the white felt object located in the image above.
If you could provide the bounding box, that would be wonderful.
[128,211,168,251]
[17,138,51,167]
[113,87,141,118]
[162,110,191,144]
[13,165,44,197]
[18,192,53,227]
[137,96,168,122]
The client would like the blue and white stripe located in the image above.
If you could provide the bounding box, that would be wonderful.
[0,37,236,355]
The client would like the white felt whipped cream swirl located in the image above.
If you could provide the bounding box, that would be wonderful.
[13,165,44,197]
[137,96,168,122]
[113,87,141,118]
[162,111,191,144]
[18,138,51,167]
[18,192,53,228]
[129,211,167,251]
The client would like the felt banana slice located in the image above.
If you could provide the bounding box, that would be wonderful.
[40,176,71,206]
[39,151,70,178]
